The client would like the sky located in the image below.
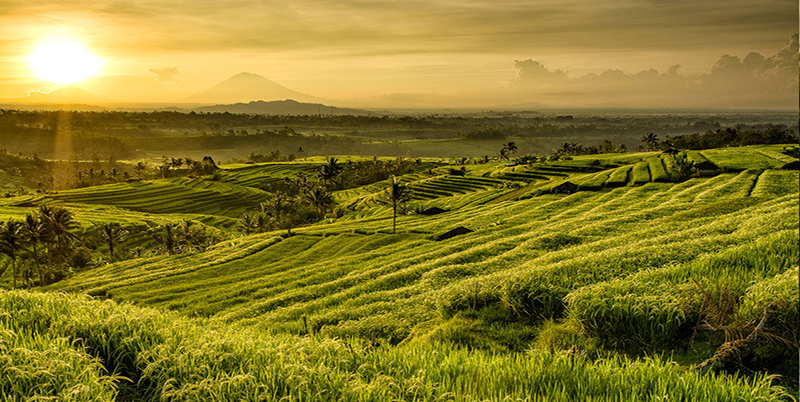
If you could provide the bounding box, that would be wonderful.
[0,0,797,108]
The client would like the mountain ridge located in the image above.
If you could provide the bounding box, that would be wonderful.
[184,72,327,105]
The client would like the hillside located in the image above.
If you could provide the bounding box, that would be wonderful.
[185,72,326,104]
[1,289,791,401]
[1,144,798,400]
[195,99,372,115]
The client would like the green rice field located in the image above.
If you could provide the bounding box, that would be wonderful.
[1,143,798,400]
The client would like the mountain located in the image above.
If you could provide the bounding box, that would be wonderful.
[185,72,325,104]
[3,85,113,106]
[194,99,372,115]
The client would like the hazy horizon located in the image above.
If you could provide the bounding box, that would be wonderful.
[0,1,797,109]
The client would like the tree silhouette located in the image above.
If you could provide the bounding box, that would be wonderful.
[380,175,412,234]
[641,133,660,151]
[23,214,46,285]
[41,206,80,261]
[101,223,128,263]
[133,162,147,178]
[317,157,343,187]
[0,219,25,289]
[303,186,336,220]
[504,141,518,156]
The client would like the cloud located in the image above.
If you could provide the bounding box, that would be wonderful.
[506,34,798,109]
[510,60,568,87]
[148,66,180,84]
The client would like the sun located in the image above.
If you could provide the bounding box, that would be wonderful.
[28,39,101,85]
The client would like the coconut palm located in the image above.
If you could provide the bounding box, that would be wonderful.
[101,223,128,263]
[133,162,147,178]
[641,132,660,151]
[0,219,25,289]
[670,152,695,181]
[317,157,343,187]
[23,214,46,285]
[303,186,336,220]
[41,206,80,260]
[380,175,412,234]
[151,224,178,255]
[504,141,518,156]
[237,213,256,235]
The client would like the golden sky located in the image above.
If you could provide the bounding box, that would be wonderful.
[0,0,797,108]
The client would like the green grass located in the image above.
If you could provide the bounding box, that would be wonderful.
[4,144,799,400]
[47,170,799,346]
[1,289,792,401]
[701,145,793,171]
[564,230,799,348]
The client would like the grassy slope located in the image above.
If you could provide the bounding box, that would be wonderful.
[4,144,798,400]
[1,289,791,401]
[50,168,799,343]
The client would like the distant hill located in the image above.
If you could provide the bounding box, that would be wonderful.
[1,85,113,106]
[194,99,372,115]
[185,72,325,104]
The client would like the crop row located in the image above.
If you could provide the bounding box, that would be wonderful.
[50,173,799,344]
[2,289,790,401]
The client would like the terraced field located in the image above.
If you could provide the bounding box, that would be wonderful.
[43,178,268,218]
[4,289,789,401]
[3,144,798,400]
[214,162,322,188]
[52,169,799,344]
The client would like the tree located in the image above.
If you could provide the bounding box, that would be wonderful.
[669,152,695,181]
[237,213,256,235]
[317,157,343,187]
[641,132,660,151]
[0,219,25,289]
[151,224,178,255]
[303,186,336,220]
[23,214,46,285]
[133,162,147,178]
[504,141,518,156]
[41,206,80,261]
[380,175,412,234]
[101,223,128,263]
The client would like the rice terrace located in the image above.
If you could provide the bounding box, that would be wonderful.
[0,1,798,401]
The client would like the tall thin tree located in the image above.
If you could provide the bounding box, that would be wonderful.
[101,223,128,263]
[23,214,46,285]
[0,219,25,289]
[381,175,411,234]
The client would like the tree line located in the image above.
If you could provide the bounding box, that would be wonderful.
[0,206,224,289]
[238,157,427,235]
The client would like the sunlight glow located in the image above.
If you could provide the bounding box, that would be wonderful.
[28,39,101,84]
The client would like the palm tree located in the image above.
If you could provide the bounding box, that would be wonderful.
[0,219,25,289]
[641,133,660,151]
[156,224,178,255]
[237,213,256,235]
[23,214,46,285]
[317,157,343,187]
[133,162,147,178]
[303,186,336,220]
[255,213,270,233]
[670,152,695,181]
[504,141,518,156]
[42,206,80,260]
[101,223,128,263]
[380,175,412,234]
